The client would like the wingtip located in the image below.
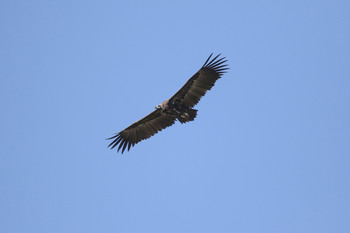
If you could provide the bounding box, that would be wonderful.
[203,53,226,66]
[202,53,213,67]
[202,53,228,75]
[107,133,123,150]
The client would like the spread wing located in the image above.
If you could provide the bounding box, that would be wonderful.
[107,109,176,153]
[169,54,228,108]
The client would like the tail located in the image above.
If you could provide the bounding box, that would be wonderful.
[178,109,198,124]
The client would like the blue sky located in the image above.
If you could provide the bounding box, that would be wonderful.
[1,1,350,232]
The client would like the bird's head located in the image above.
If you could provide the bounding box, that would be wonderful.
[155,105,162,110]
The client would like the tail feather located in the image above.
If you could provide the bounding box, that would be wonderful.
[187,109,197,121]
[178,109,197,123]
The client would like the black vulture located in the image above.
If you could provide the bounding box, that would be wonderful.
[107,54,228,153]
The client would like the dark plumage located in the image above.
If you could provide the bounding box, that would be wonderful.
[107,53,228,153]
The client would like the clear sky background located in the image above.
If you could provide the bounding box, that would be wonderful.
[1,1,350,233]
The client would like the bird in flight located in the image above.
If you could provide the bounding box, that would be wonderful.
[107,53,228,153]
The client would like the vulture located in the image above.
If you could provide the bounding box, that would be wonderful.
[107,53,228,153]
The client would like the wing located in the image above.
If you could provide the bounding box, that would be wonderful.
[107,109,176,153]
[169,53,228,108]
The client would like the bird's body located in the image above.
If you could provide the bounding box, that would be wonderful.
[108,54,228,153]
[156,98,197,123]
